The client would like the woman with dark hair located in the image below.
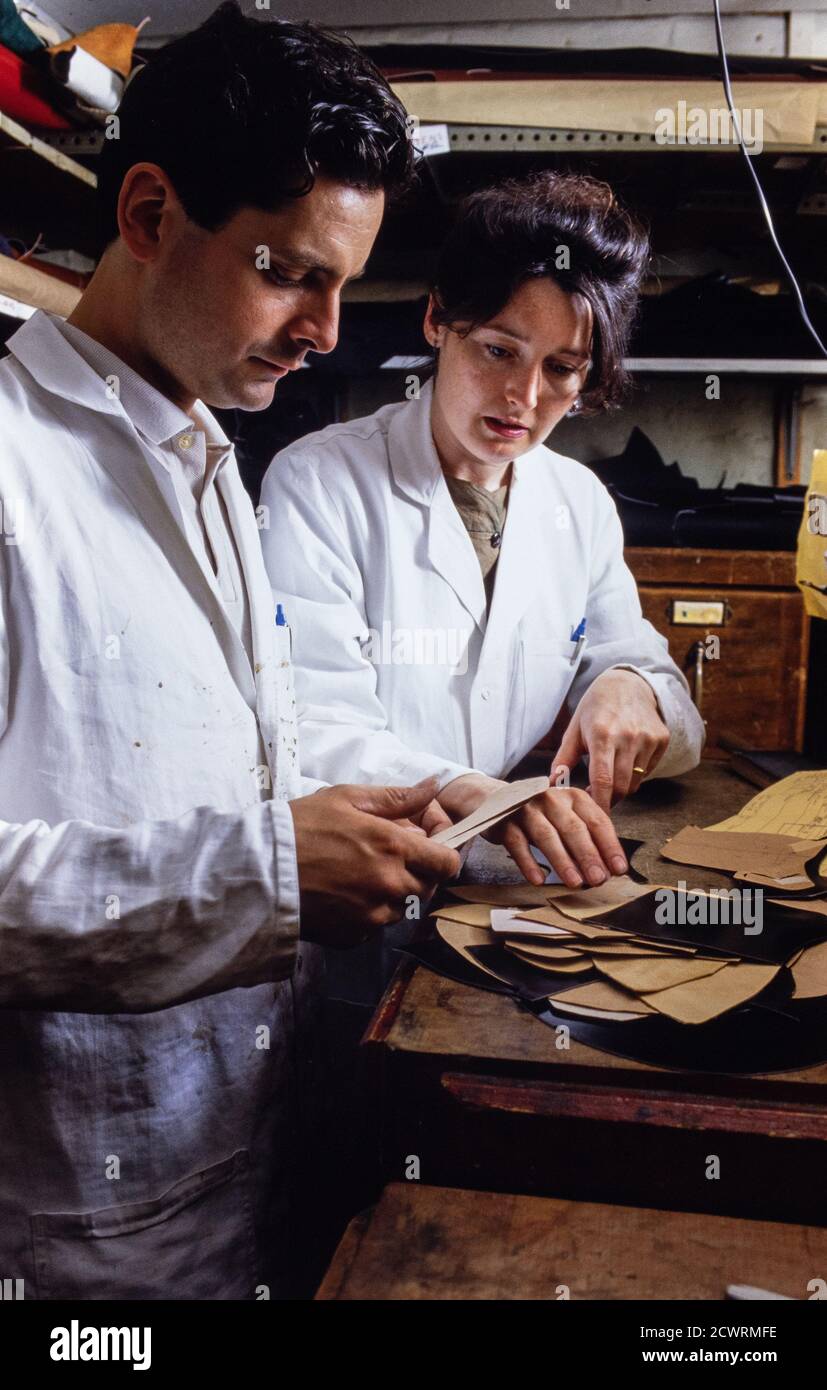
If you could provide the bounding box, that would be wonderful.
[262,173,705,887]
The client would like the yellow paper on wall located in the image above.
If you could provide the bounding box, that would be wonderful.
[796,449,827,620]
[392,80,818,145]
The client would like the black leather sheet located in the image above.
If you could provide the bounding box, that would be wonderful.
[590,889,827,964]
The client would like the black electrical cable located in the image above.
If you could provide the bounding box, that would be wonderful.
[712,0,827,358]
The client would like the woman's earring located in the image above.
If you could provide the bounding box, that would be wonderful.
[567,397,582,417]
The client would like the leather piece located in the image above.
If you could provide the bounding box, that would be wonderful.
[602,891,827,964]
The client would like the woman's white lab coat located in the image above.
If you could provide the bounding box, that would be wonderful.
[261,377,704,788]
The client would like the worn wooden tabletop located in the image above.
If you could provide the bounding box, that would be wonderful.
[316,1182,827,1300]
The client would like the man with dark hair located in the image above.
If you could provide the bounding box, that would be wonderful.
[86,0,415,411]
[96,0,414,252]
[0,1,457,1300]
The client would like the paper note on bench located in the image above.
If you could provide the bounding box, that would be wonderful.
[707,770,827,839]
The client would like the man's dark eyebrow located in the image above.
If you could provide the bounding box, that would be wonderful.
[484,320,590,361]
[268,248,369,283]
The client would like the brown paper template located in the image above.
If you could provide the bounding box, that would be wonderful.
[791,940,827,999]
[504,908,637,942]
[660,826,827,879]
[429,902,493,928]
[736,871,817,892]
[595,954,729,994]
[505,940,586,962]
[643,962,779,1025]
[549,980,655,1020]
[552,878,658,920]
[432,776,550,849]
[505,936,694,960]
[434,919,503,982]
[447,883,567,907]
[506,946,592,975]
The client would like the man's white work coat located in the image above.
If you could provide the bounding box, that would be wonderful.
[0,310,311,1300]
[261,378,705,788]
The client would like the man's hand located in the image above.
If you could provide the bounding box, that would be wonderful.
[553,668,670,815]
[290,778,461,947]
[439,772,627,888]
[417,798,454,837]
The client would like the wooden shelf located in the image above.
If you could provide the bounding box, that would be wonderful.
[626,356,827,374]
[0,112,96,187]
[0,256,81,317]
[34,121,827,161]
[438,123,827,157]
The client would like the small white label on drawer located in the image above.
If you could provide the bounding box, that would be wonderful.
[670,599,726,626]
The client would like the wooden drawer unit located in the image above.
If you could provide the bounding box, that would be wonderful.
[364,961,827,1229]
[626,548,810,753]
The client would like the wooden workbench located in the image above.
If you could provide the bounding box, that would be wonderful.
[363,762,827,1227]
[317,1182,827,1301]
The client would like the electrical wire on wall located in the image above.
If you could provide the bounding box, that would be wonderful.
[711,0,827,358]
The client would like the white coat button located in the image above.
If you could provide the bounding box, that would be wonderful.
[178,433,194,450]
[480,686,491,701]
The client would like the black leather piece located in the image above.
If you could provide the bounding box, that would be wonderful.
[619,836,648,883]
[673,501,803,551]
[585,424,806,551]
[634,273,827,361]
[603,891,827,964]
[466,944,598,1001]
[528,992,827,1076]
[401,936,515,996]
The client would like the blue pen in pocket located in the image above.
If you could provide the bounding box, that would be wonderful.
[570,616,587,665]
[273,602,299,798]
[275,602,292,659]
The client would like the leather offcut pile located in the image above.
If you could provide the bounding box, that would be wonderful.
[429,771,827,1029]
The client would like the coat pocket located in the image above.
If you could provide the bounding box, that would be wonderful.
[518,637,587,757]
[31,1150,258,1301]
